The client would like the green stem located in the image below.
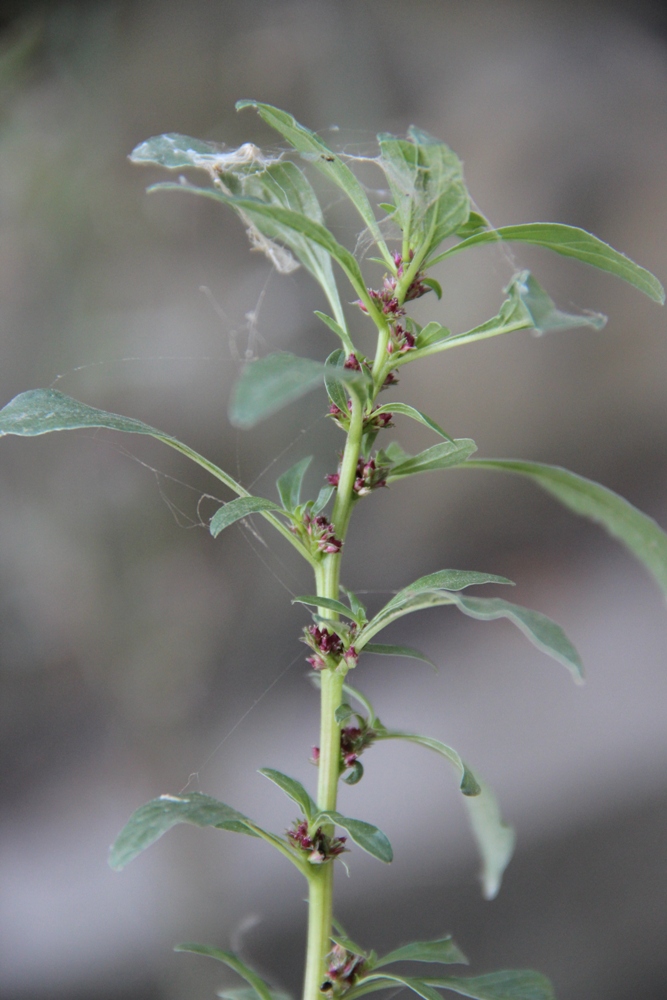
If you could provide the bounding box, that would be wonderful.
[302,397,364,1000]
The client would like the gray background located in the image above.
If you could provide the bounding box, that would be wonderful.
[0,3,666,999]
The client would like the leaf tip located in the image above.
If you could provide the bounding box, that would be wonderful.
[235,99,257,112]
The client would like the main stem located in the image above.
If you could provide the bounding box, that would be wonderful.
[302,395,364,1000]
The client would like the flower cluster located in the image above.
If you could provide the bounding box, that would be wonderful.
[357,252,431,359]
[312,717,376,783]
[326,456,388,496]
[293,511,342,555]
[340,723,375,769]
[328,400,393,434]
[287,820,347,865]
[302,625,357,672]
[386,322,416,355]
[320,943,367,997]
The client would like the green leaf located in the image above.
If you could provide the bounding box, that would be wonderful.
[174,943,276,1000]
[462,777,515,900]
[151,180,373,316]
[319,811,393,863]
[276,456,312,511]
[258,768,317,820]
[416,321,452,349]
[0,388,246,496]
[108,793,257,871]
[425,970,555,1000]
[362,643,436,668]
[359,570,514,645]
[376,937,468,968]
[390,570,514,601]
[217,989,292,1000]
[334,703,356,726]
[347,973,443,1000]
[411,271,606,363]
[343,587,368,622]
[330,922,372,962]
[315,311,355,354]
[466,458,667,602]
[378,128,470,257]
[237,100,393,266]
[136,138,347,324]
[341,682,378,725]
[130,133,232,170]
[292,594,363,625]
[0,389,316,567]
[433,222,665,303]
[512,270,606,333]
[452,595,584,682]
[343,761,364,785]
[372,403,453,442]
[210,497,283,538]
[312,484,335,515]
[421,277,443,299]
[325,348,353,413]
[375,732,481,797]
[455,211,490,239]
[387,439,478,480]
[228,352,368,429]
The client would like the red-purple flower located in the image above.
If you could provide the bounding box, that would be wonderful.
[287,819,347,864]
[321,943,367,996]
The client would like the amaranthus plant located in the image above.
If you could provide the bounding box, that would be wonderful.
[1,101,666,1000]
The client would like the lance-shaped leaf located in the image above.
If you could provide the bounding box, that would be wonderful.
[372,403,453,442]
[362,643,436,668]
[378,128,470,257]
[416,321,452,349]
[462,776,516,901]
[316,312,355,354]
[174,943,278,1000]
[341,682,379,726]
[292,595,364,625]
[430,222,665,303]
[276,456,312,511]
[455,211,490,240]
[0,388,245,494]
[346,973,443,1000]
[375,731,480,797]
[424,970,555,1000]
[210,497,284,538]
[358,570,514,646]
[109,793,258,871]
[331,918,373,961]
[375,937,468,969]
[0,389,314,565]
[229,352,369,429]
[153,181,373,312]
[237,100,394,268]
[312,484,335,515]
[372,730,511,896]
[130,133,255,171]
[387,439,478,480]
[324,347,353,413]
[343,587,368,622]
[466,459,667,602]
[219,160,346,324]
[133,136,346,326]
[259,768,317,820]
[218,990,292,1000]
[317,810,393,863]
[452,595,583,682]
[406,271,606,365]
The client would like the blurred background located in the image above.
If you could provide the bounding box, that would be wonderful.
[0,2,666,999]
